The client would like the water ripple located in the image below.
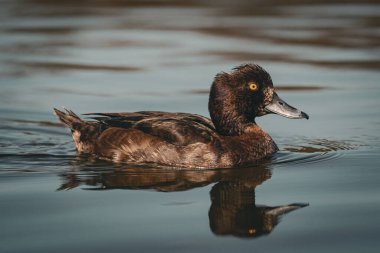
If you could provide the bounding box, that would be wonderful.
[273,151,343,166]
[272,138,357,166]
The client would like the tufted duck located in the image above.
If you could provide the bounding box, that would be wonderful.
[54,64,308,168]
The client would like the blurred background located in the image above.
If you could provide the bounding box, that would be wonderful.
[1,0,380,253]
[1,0,378,114]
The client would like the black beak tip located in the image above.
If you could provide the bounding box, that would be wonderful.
[301,111,309,120]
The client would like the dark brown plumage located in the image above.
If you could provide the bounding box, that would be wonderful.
[54,64,308,168]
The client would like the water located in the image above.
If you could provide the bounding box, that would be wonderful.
[1,0,380,252]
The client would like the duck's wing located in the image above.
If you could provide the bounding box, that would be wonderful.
[84,111,217,146]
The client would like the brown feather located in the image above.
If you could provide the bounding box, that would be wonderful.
[54,64,286,168]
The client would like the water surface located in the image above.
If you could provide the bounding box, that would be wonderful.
[1,0,380,252]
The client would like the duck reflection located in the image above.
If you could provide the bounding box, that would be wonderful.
[59,161,308,238]
[209,181,307,238]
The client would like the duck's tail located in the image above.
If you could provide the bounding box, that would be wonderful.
[53,108,83,131]
[54,108,100,153]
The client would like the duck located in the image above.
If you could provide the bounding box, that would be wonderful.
[54,64,308,168]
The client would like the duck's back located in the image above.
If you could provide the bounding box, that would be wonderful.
[88,111,218,146]
[55,109,231,168]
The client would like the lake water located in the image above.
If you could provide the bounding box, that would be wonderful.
[1,0,380,252]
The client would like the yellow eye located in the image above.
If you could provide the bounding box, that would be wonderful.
[249,82,259,91]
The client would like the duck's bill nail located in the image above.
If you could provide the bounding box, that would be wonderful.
[265,93,309,120]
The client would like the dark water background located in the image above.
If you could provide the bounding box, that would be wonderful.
[1,0,380,252]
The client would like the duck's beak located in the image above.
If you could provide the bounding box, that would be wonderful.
[264,93,309,119]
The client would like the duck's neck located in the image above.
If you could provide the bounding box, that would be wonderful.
[211,111,253,136]
[208,87,255,136]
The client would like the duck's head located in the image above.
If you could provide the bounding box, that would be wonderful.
[209,64,309,135]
